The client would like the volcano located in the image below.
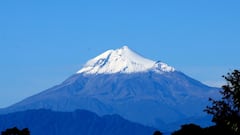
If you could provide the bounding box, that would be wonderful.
[1,46,219,131]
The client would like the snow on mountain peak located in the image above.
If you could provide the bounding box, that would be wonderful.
[77,46,175,74]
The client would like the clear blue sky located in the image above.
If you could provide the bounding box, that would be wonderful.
[0,0,239,108]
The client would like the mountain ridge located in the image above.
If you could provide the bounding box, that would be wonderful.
[0,109,156,135]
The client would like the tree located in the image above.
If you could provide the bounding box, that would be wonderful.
[205,69,240,134]
[171,123,202,135]
[153,130,162,135]
[1,127,30,135]
[203,125,234,135]
[171,123,234,135]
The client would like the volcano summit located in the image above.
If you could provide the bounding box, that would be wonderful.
[77,46,175,74]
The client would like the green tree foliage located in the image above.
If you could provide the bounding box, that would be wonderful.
[205,69,240,134]
[1,127,30,135]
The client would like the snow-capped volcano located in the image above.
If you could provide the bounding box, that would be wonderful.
[0,46,220,132]
[77,46,175,74]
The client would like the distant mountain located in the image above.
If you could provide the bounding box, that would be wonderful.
[0,46,220,131]
[0,109,155,135]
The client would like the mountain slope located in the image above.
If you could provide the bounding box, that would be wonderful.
[0,46,219,131]
[0,109,155,135]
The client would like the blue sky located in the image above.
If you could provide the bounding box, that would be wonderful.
[0,0,240,108]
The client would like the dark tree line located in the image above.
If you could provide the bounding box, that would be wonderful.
[1,127,30,135]
[171,123,234,135]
